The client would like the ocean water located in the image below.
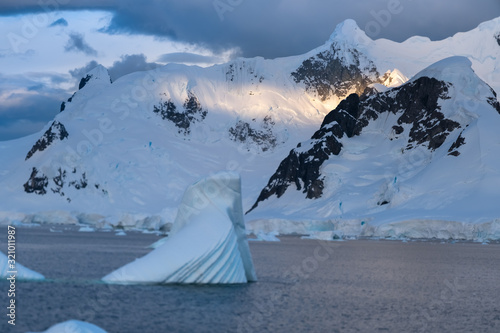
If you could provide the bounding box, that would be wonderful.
[1,225,499,333]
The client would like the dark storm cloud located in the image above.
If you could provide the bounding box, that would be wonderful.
[0,74,69,141]
[89,0,500,58]
[0,119,49,141]
[69,60,100,81]
[0,0,116,16]
[157,52,223,65]
[107,54,161,81]
[64,32,97,56]
[0,93,61,125]
[1,0,500,58]
[69,55,161,83]
[49,17,68,27]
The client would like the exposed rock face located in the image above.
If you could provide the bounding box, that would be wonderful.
[495,32,500,46]
[229,115,279,152]
[248,76,461,213]
[23,167,49,195]
[23,165,103,203]
[153,92,207,134]
[291,46,380,101]
[225,61,264,84]
[448,131,466,156]
[487,89,500,114]
[78,74,92,90]
[25,121,69,160]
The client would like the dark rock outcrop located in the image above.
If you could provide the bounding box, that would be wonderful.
[448,132,466,156]
[487,88,500,114]
[24,165,100,203]
[78,74,92,90]
[229,116,278,152]
[153,92,207,135]
[23,167,49,195]
[25,121,69,160]
[291,46,380,101]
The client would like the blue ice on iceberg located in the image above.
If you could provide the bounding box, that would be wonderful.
[102,172,257,284]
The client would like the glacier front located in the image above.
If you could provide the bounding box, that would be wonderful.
[102,172,257,284]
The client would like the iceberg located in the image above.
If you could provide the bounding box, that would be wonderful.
[102,172,257,284]
[0,251,45,280]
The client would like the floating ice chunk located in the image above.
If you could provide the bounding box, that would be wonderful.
[78,226,95,232]
[250,231,281,242]
[0,251,45,280]
[28,320,107,333]
[102,172,257,284]
[301,231,337,241]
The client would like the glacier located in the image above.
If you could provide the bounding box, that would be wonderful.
[102,172,257,284]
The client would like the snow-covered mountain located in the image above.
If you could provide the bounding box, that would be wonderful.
[247,57,500,226]
[1,17,500,238]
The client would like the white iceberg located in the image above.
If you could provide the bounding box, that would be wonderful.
[28,320,107,333]
[0,251,45,280]
[102,172,257,284]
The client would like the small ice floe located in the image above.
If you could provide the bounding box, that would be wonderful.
[249,231,280,242]
[28,319,107,333]
[0,251,45,280]
[78,226,95,232]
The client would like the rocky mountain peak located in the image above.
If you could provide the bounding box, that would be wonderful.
[248,57,499,214]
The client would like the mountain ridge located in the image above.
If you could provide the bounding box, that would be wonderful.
[0,18,499,238]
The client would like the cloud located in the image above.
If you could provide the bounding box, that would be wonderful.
[0,73,70,141]
[157,52,223,65]
[0,93,61,123]
[0,119,50,141]
[1,0,499,59]
[0,0,117,16]
[49,17,68,27]
[64,32,97,56]
[95,0,500,58]
[107,54,161,81]
[68,54,161,83]
[69,60,100,81]
[0,91,66,141]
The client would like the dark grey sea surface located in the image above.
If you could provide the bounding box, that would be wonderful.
[0,225,499,333]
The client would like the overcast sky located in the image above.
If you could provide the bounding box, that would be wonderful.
[1,0,499,141]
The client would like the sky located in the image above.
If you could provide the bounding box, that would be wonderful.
[0,0,499,141]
